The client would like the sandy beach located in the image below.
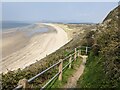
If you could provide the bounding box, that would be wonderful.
[1,23,68,74]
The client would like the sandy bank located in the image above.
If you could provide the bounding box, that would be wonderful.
[1,23,68,74]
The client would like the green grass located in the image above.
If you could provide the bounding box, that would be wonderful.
[45,56,82,89]
[77,52,111,88]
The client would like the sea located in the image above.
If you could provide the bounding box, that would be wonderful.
[1,21,50,36]
[2,21,31,30]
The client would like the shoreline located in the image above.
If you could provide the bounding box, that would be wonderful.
[2,24,56,58]
[1,23,68,74]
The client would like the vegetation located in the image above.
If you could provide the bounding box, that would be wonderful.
[46,57,82,89]
[77,5,120,88]
[77,52,112,88]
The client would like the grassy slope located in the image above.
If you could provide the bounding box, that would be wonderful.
[77,52,110,88]
[77,5,120,88]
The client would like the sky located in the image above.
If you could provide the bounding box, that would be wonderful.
[1,0,119,2]
[2,2,118,23]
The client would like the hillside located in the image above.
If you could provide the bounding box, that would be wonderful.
[77,5,120,88]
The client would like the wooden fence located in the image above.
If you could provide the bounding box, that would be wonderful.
[13,46,91,90]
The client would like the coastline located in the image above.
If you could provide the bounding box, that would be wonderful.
[2,23,56,58]
[1,23,69,74]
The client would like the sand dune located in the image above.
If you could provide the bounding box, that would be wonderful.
[1,23,68,74]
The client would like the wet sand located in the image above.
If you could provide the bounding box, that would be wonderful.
[2,31,29,58]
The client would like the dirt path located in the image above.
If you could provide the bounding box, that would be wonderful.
[63,55,87,88]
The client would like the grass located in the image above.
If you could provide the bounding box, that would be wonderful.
[77,52,111,88]
[45,56,82,89]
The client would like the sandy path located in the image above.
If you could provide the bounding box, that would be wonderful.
[64,55,87,88]
[1,23,68,74]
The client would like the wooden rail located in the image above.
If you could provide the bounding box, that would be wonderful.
[13,46,90,90]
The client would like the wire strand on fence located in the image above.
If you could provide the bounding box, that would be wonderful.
[65,46,90,57]
[62,55,71,61]
[63,52,75,61]
[62,48,80,62]
[40,72,60,90]
[28,61,61,83]
[13,85,23,90]
[62,59,74,71]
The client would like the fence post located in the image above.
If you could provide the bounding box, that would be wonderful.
[58,59,63,81]
[74,48,77,61]
[18,78,29,90]
[86,47,88,55]
[77,50,80,57]
[69,54,72,69]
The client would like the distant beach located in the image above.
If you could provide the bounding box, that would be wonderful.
[2,23,54,57]
[1,23,68,73]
